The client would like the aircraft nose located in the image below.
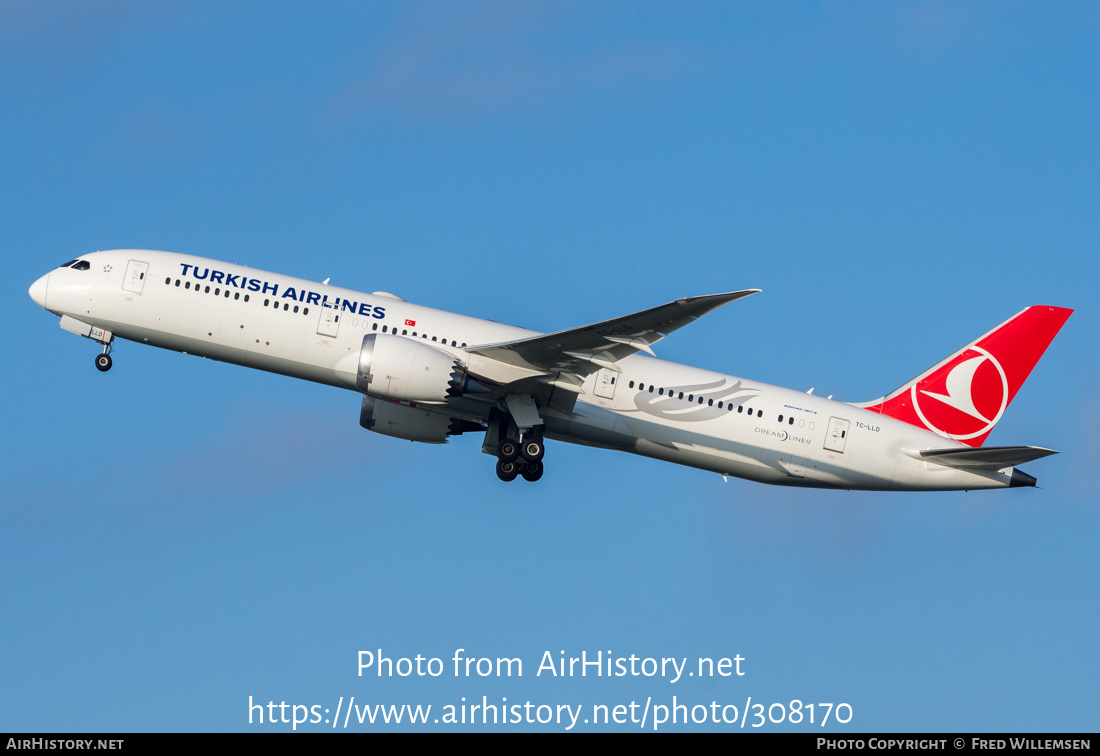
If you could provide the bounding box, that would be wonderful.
[29,272,49,309]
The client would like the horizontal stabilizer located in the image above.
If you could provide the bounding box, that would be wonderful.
[904,445,1058,470]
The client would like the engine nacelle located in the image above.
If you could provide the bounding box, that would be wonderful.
[359,396,484,444]
[355,334,484,403]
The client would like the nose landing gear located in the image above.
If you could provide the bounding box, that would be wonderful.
[94,341,113,372]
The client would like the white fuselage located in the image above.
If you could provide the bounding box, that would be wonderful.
[31,250,1022,491]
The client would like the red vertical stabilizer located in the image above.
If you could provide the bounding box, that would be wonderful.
[857,306,1073,446]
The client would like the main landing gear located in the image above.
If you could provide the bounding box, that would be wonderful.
[493,413,546,483]
[496,455,544,482]
[94,341,114,372]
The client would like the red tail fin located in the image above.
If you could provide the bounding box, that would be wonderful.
[857,306,1072,446]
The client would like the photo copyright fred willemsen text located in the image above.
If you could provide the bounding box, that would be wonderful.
[246,648,854,730]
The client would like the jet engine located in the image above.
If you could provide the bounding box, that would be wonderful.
[359,396,484,444]
[355,334,486,403]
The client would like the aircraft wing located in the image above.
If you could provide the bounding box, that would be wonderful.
[905,445,1058,470]
[466,289,760,387]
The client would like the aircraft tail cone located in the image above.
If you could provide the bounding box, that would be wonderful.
[1009,469,1037,488]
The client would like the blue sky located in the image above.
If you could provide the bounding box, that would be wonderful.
[2,1,1097,732]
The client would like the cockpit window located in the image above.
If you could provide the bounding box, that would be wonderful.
[57,259,79,268]
[71,260,91,271]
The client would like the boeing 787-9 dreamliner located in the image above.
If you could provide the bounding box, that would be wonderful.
[29,251,1072,490]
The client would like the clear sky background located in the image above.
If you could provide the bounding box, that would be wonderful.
[2,1,1097,733]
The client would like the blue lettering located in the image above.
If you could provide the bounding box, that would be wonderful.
[341,299,358,313]
[373,306,386,319]
[262,281,279,296]
[282,287,298,300]
[224,273,240,288]
[179,263,192,276]
[358,302,373,317]
[307,292,321,306]
[194,267,209,281]
[247,278,261,292]
[210,271,225,284]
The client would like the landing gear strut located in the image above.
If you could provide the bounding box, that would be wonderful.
[94,342,113,372]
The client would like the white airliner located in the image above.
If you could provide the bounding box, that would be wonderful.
[29,250,1072,490]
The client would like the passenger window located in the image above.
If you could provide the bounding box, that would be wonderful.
[293,305,299,313]
[174,280,180,287]
[186,281,191,289]
[629,381,635,388]
[789,417,794,425]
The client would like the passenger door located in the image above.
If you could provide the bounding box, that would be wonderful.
[122,260,149,294]
[824,417,850,453]
[317,306,341,338]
